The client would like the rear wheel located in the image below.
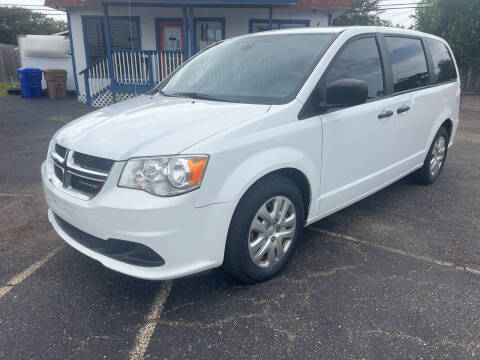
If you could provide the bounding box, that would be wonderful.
[223,175,304,283]
[413,126,449,185]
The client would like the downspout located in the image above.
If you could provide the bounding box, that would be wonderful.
[66,11,79,96]
[328,12,332,26]
[102,3,115,93]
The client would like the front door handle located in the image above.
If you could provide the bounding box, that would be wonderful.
[378,110,394,119]
[397,105,410,114]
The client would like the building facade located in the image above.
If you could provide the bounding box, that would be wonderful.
[45,0,351,106]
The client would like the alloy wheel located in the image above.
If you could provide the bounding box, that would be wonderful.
[247,196,296,268]
[429,136,446,177]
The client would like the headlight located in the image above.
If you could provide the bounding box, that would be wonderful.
[118,155,209,196]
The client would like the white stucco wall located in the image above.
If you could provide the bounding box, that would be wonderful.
[69,6,339,96]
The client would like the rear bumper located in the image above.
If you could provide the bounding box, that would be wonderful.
[42,161,233,280]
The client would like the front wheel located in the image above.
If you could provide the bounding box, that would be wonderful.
[223,175,305,283]
[413,126,449,185]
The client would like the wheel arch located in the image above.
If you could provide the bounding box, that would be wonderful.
[267,168,312,221]
[425,106,455,152]
[441,118,453,139]
[196,147,320,222]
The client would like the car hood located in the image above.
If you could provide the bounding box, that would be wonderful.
[54,95,270,160]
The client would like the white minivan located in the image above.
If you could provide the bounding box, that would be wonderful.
[42,26,460,283]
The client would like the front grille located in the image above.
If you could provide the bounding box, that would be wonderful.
[54,164,63,180]
[73,152,114,173]
[70,174,103,194]
[53,213,165,267]
[55,144,67,159]
[50,143,115,199]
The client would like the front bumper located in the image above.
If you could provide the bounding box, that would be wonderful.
[42,161,233,280]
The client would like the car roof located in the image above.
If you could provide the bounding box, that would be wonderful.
[249,26,447,43]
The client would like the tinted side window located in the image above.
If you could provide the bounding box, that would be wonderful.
[428,39,457,83]
[385,37,429,92]
[325,37,384,100]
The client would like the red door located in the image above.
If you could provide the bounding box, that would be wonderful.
[158,21,184,51]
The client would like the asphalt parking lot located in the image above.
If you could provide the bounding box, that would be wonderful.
[1,94,479,360]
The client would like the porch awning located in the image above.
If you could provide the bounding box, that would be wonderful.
[44,0,351,9]
[81,0,298,3]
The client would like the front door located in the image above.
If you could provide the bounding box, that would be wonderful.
[318,35,399,215]
[158,21,184,51]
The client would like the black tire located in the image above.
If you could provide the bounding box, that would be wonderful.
[412,126,449,185]
[223,175,305,283]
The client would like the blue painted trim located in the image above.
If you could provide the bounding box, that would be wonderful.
[81,14,141,66]
[111,84,154,94]
[66,12,79,95]
[111,49,183,54]
[268,7,273,30]
[328,13,332,26]
[79,55,108,75]
[192,17,225,55]
[83,72,91,105]
[248,18,310,33]
[182,7,189,60]
[147,53,154,86]
[188,7,194,57]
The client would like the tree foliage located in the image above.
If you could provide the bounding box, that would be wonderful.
[413,0,480,66]
[333,0,393,27]
[0,7,67,45]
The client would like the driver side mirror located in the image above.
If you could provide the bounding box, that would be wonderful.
[324,78,368,108]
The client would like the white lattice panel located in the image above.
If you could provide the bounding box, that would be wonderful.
[77,94,87,104]
[90,91,114,108]
[78,91,143,108]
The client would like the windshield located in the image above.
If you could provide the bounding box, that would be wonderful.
[158,33,335,104]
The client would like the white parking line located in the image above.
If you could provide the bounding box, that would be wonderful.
[0,193,33,197]
[309,227,480,276]
[0,246,63,299]
[129,280,173,360]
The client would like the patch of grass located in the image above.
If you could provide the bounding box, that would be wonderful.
[0,82,20,98]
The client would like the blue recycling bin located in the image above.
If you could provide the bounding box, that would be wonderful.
[17,68,43,98]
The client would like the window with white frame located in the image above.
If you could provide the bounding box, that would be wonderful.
[250,20,309,33]
[195,19,224,52]
[83,17,140,65]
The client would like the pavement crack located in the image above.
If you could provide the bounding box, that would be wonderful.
[154,313,261,329]
[308,227,480,277]
[66,335,111,359]
[359,328,480,357]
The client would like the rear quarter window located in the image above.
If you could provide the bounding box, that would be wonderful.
[385,36,429,93]
[427,38,457,83]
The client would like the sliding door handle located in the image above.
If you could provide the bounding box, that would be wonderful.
[378,110,394,119]
[397,105,410,114]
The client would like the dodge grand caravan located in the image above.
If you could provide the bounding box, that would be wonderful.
[42,27,460,283]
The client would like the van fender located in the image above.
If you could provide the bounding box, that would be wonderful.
[424,106,454,156]
[196,147,320,217]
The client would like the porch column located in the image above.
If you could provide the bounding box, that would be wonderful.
[102,3,115,88]
[182,7,189,60]
[189,6,194,57]
[268,7,273,30]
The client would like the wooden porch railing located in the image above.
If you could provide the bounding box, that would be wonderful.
[79,49,184,106]
[79,55,111,106]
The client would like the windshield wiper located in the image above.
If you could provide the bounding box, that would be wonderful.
[167,92,235,102]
